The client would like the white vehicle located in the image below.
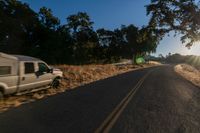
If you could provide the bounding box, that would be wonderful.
[0,53,63,99]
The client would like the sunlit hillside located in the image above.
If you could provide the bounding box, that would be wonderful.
[166,54,200,69]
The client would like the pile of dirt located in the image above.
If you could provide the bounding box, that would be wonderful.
[0,63,159,113]
[175,64,200,87]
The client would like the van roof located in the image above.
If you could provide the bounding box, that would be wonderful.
[0,53,42,62]
[12,55,42,61]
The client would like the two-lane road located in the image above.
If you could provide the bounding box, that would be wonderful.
[0,65,200,133]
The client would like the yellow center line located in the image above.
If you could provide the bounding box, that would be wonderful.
[95,71,152,133]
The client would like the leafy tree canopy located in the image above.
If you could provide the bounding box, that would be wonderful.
[0,0,160,64]
[39,7,60,30]
[147,0,200,47]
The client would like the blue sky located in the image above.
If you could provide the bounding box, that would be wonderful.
[20,0,200,56]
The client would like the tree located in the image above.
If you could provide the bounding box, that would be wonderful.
[97,28,120,62]
[97,25,159,63]
[120,25,158,63]
[0,1,160,65]
[146,0,200,47]
[158,54,163,58]
[121,25,139,59]
[136,27,158,55]
[39,7,60,30]
[32,7,63,63]
[0,0,40,54]
[66,12,98,64]
[67,12,93,33]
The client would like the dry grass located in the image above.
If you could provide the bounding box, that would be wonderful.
[0,62,159,113]
[174,64,200,87]
[56,64,138,88]
[148,61,162,65]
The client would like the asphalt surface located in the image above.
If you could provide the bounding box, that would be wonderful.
[0,65,200,133]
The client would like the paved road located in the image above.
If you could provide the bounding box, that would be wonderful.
[0,65,200,133]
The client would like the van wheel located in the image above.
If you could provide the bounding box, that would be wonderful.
[51,78,60,89]
[0,91,3,100]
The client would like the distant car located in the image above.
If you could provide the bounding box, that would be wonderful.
[0,52,63,99]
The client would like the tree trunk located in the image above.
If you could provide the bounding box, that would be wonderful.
[132,54,137,64]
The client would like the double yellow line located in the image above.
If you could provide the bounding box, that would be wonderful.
[95,71,152,133]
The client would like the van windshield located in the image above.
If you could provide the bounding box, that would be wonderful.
[38,63,49,73]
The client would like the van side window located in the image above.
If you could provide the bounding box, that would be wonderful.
[24,63,35,74]
[0,66,11,75]
[38,63,49,73]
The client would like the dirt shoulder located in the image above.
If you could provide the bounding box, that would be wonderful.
[0,62,159,113]
[174,64,200,87]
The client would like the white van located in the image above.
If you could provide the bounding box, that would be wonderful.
[0,53,63,99]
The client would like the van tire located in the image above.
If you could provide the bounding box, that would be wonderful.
[0,91,3,100]
[51,78,60,89]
